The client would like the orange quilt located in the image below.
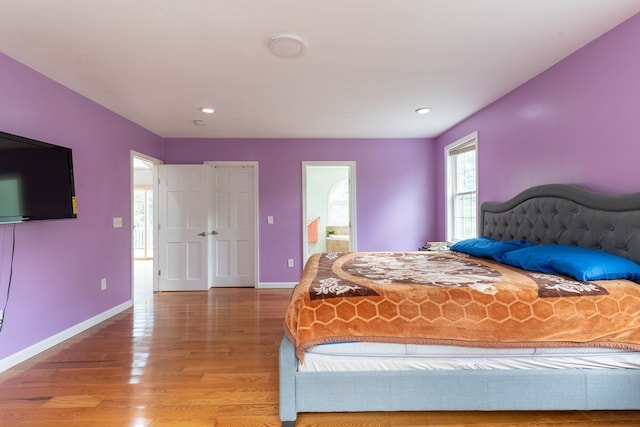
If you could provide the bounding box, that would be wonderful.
[284,251,640,361]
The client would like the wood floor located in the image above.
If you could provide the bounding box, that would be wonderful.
[1,288,639,426]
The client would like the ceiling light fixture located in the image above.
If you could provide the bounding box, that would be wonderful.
[415,107,432,115]
[193,120,206,126]
[268,33,306,58]
[200,107,215,114]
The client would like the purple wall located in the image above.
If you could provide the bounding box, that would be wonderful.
[435,13,640,241]
[164,138,437,283]
[0,53,163,359]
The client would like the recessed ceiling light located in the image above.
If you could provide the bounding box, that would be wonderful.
[415,107,432,115]
[268,34,306,58]
[193,120,206,126]
[200,107,215,114]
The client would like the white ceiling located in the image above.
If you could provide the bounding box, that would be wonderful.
[1,1,639,139]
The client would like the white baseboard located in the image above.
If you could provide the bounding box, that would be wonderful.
[0,300,133,372]
[257,282,297,289]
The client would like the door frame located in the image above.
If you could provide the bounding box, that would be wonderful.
[204,161,259,287]
[130,151,162,295]
[302,161,356,263]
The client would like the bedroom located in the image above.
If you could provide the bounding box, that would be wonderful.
[1,1,640,425]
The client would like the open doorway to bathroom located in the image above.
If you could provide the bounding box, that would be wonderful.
[131,151,161,305]
[302,161,356,264]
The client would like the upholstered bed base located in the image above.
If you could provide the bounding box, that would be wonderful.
[279,184,640,425]
[279,336,640,425]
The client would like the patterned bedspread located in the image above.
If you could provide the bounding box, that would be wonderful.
[284,251,640,361]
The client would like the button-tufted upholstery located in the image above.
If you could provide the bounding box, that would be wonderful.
[481,184,640,264]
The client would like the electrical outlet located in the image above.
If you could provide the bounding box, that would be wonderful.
[287,258,294,268]
[101,278,107,291]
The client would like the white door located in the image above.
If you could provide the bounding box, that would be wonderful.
[158,165,208,291]
[208,163,257,287]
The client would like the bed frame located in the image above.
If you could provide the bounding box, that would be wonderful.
[279,184,640,426]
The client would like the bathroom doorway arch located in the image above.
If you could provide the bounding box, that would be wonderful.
[302,161,356,264]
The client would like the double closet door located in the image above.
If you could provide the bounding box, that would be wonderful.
[157,162,257,291]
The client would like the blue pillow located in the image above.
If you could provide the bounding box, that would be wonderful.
[450,237,532,260]
[497,244,640,282]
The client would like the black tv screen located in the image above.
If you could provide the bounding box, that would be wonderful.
[0,130,77,223]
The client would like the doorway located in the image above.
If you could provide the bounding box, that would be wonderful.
[302,161,356,264]
[131,151,161,304]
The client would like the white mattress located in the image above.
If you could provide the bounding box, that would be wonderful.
[299,342,640,372]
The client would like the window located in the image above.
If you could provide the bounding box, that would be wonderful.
[328,179,349,226]
[446,133,478,242]
[133,186,154,259]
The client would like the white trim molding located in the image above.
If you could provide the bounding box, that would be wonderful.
[0,300,132,372]
[258,282,297,289]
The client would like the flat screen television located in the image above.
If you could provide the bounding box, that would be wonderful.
[0,130,77,224]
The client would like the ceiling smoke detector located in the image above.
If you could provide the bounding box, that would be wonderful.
[268,34,306,58]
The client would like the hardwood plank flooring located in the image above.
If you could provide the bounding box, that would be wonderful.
[1,288,639,426]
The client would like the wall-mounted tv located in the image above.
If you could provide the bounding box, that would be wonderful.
[0,130,77,224]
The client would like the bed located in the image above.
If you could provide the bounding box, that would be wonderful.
[279,184,640,426]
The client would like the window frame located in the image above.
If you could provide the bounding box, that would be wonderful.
[445,132,479,242]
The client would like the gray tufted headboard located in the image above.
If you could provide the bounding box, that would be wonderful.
[481,184,640,265]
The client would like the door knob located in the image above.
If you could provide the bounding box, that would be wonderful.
[197,232,207,236]
[211,230,219,235]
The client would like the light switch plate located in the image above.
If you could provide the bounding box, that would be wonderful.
[113,217,123,228]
